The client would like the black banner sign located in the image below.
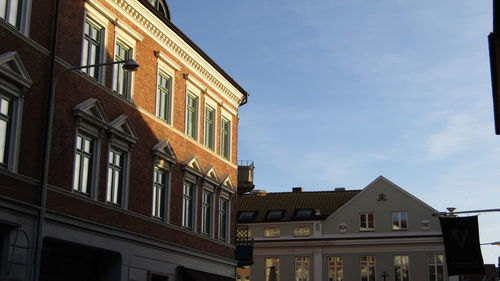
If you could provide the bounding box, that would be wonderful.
[439,216,485,276]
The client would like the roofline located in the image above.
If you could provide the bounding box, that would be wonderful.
[328,176,439,220]
[137,0,250,105]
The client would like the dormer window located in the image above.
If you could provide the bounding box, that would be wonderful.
[293,209,315,220]
[148,0,170,19]
[238,211,257,222]
[265,210,284,221]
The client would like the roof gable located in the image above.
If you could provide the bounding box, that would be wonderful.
[73,98,109,128]
[108,115,138,143]
[0,51,33,88]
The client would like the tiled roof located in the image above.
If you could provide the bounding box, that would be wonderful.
[237,189,361,222]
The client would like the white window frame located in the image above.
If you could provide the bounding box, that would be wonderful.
[154,52,179,124]
[0,0,32,35]
[105,118,135,209]
[201,188,213,236]
[106,147,128,207]
[220,111,232,160]
[0,52,31,173]
[328,256,343,281]
[295,256,311,281]
[182,180,196,230]
[218,195,230,242]
[392,211,408,231]
[294,226,311,237]
[72,131,100,198]
[152,167,169,220]
[81,5,109,83]
[359,212,375,231]
[360,256,376,281]
[394,255,410,281]
[427,254,445,281]
[204,96,218,150]
[112,25,140,100]
[265,257,280,281]
[185,83,201,140]
[264,227,280,238]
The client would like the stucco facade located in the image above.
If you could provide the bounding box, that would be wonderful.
[237,176,456,281]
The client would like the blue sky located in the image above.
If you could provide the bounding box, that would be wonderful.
[170,0,500,263]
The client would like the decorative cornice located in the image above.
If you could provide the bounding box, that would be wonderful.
[106,0,245,108]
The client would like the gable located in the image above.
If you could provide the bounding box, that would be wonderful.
[183,155,203,177]
[203,165,219,184]
[73,98,109,129]
[152,139,177,167]
[0,52,33,89]
[324,176,441,234]
[108,115,138,143]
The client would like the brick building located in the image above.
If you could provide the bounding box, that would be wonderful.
[0,0,249,280]
[237,176,454,281]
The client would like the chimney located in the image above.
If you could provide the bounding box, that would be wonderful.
[292,187,303,193]
[334,187,346,191]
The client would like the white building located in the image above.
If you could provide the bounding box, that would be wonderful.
[237,176,455,281]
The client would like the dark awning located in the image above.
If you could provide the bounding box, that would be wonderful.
[178,266,235,281]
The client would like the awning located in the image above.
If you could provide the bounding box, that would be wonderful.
[178,266,235,281]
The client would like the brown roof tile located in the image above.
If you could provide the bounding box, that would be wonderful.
[237,190,361,222]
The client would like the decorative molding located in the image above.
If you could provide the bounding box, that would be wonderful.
[105,0,244,108]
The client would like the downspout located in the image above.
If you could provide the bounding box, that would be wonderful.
[33,0,61,279]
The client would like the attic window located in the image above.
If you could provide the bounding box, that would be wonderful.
[293,209,315,220]
[238,211,256,222]
[265,210,284,221]
[149,0,169,18]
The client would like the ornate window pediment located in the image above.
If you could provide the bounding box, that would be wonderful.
[220,175,234,192]
[108,115,138,144]
[0,52,32,90]
[203,165,219,185]
[152,139,176,169]
[73,98,109,129]
[183,155,203,177]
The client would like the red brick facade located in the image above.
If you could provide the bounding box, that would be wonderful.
[0,0,247,278]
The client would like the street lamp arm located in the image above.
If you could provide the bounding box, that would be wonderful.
[54,59,139,85]
[433,207,500,216]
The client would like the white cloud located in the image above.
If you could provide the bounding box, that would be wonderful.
[425,114,489,160]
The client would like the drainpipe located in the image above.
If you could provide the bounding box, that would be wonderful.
[33,0,60,279]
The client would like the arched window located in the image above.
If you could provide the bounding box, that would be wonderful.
[148,0,170,19]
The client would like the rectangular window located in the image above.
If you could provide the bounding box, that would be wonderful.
[204,105,215,150]
[182,182,195,229]
[360,256,376,281]
[392,212,408,230]
[106,149,124,206]
[360,213,375,231]
[113,40,132,97]
[236,267,251,281]
[201,190,212,235]
[1,0,23,29]
[0,96,12,167]
[82,17,103,80]
[328,256,343,281]
[156,71,172,123]
[152,168,168,219]
[72,134,95,195]
[185,93,198,139]
[218,197,229,241]
[294,226,311,237]
[428,255,444,281]
[295,257,310,281]
[220,117,231,159]
[264,228,280,238]
[265,258,280,281]
[394,255,409,281]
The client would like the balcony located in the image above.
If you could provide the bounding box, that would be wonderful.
[235,225,253,266]
[237,160,255,195]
